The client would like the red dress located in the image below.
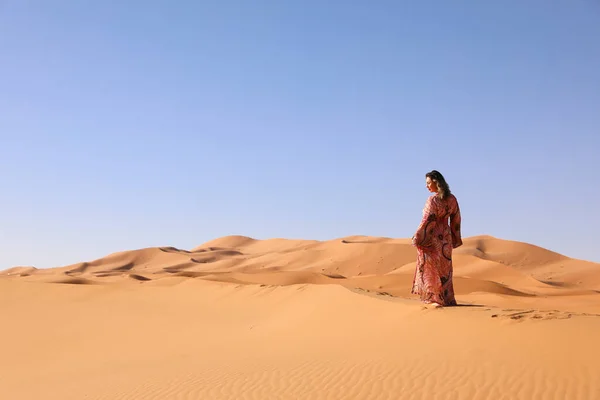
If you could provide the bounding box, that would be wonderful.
[411,193,462,306]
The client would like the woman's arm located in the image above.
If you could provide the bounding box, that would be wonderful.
[450,199,462,248]
[412,196,436,248]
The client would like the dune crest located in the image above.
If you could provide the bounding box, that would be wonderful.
[2,234,599,313]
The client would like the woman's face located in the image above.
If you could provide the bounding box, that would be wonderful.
[426,177,438,193]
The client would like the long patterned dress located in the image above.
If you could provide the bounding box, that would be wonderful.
[411,193,462,306]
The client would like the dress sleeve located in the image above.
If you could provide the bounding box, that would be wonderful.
[412,196,436,248]
[450,197,463,248]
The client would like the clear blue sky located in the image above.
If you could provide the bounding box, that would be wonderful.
[1,1,599,269]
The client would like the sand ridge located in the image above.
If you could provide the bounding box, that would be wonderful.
[4,234,599,313]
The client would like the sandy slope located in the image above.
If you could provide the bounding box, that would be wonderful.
[1,235,599,399]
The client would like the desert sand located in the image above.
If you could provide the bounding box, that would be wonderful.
[1,234,599,399]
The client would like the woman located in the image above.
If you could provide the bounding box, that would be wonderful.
[411,170,462,307]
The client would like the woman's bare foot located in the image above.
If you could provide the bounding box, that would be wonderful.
[422,301,443,309]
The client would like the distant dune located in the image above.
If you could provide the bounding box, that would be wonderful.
[1,235,599,399]
[5,234,598,307]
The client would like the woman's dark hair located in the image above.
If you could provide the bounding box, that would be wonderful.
[426,170,451,199]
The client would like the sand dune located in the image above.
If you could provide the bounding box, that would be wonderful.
[7,234,599,306]
[1,235,599,399]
